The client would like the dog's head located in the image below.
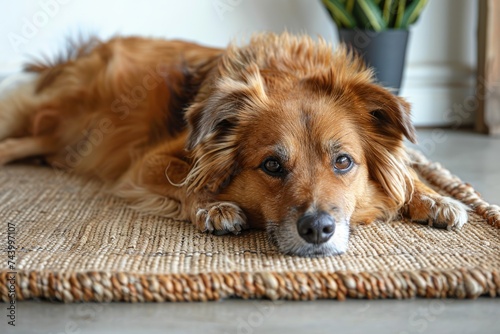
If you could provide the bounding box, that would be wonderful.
[185,34,416,256]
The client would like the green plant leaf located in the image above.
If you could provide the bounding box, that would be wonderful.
[400,0,429,28]
[345,0,355,13]
[353,0,387,31]
[382,0,396,25]
[394,0,406,28]
[322,0,357,28]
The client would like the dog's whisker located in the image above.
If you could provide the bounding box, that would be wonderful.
[164,163,186,188]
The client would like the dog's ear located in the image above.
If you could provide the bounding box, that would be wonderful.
[184,64,267,193]
[355,84,416,207]
[361,84,417,144]
[186,65,267,150]
[301,62,416,144]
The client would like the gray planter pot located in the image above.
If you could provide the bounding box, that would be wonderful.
[338,29,410,95]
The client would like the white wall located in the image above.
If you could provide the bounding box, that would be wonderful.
[401,0,477,126]
[0,0,335,73]
[0,0,477,126]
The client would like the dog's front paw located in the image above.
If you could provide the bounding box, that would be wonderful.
[195,202,247,235]
[406,194,469,230]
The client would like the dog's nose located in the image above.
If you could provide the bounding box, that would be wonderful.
[297,211,335,244]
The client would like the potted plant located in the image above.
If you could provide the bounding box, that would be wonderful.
[322,0,429,95]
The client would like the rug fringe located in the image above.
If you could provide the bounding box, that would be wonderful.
[1,268,498,302]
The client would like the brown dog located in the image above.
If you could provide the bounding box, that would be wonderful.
[0,33,467,256]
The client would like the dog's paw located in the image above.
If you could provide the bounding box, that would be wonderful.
[195,202,247,235]
[407,194,469,230]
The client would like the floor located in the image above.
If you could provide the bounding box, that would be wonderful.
[4,129,500,334]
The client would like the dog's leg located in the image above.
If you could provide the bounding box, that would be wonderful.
[113,137,247,235]
[0,136,57,165]
[112,153,187,220]
[403,176,469,230]
[0,101,26,141]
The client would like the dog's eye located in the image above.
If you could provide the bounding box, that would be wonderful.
[334,154,354,174]
[261,157,286,177]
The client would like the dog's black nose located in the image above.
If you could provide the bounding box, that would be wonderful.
[297,211,335,244]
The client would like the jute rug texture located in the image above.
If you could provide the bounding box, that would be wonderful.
[0,149,499,302]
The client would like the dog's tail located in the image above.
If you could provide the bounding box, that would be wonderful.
[0,36,101,141]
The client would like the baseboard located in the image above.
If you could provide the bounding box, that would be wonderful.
[401,63,476,127]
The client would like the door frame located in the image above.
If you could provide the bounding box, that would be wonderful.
[476,0,500,135]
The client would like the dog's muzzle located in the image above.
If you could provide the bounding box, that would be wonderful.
[297,211,335,244]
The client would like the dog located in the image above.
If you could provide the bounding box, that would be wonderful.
[0,33,468,256]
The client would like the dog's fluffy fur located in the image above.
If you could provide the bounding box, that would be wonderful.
[0,33,468,256]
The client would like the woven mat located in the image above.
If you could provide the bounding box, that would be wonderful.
[0,149,499,302]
